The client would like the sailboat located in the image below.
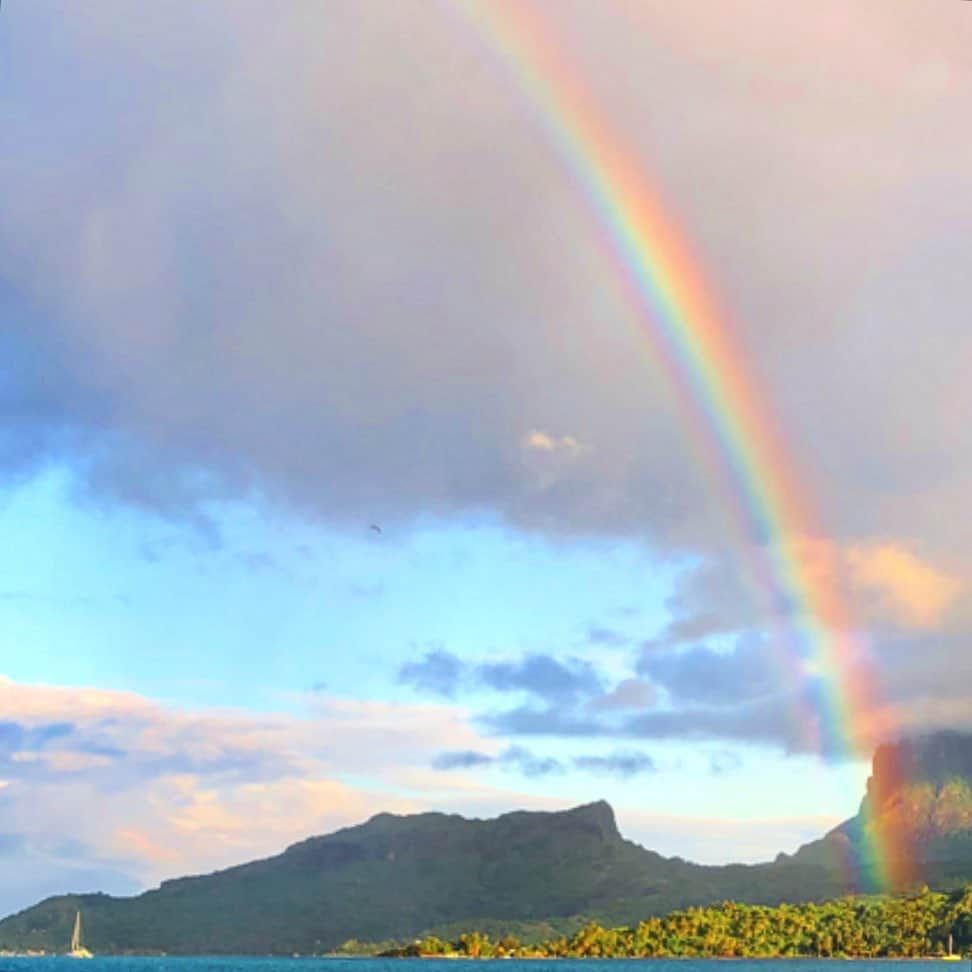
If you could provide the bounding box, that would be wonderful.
[67,911,92,959]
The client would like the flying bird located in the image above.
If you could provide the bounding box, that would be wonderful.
[369,524,382,534]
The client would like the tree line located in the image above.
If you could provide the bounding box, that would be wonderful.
[359,885,972,958]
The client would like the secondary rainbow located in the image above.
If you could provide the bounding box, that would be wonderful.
[450,0,905,891]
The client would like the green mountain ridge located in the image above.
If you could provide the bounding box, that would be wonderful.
[6,731,972,955]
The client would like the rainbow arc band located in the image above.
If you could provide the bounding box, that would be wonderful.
[450,0,908,891]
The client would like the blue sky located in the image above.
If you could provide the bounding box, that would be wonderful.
[2,0,972,920]
[0,467,678,705]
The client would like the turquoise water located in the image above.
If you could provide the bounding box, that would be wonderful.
[0,961,963,972]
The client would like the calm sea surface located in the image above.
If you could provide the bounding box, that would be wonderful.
[0,961,964,972]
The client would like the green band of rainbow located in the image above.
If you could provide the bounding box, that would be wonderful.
[450,0,904,892]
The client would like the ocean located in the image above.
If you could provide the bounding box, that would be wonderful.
[0,961,963,972]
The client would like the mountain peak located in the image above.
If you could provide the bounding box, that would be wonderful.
[848,730,972,890]
[352,801,620,840]
[869,731,972,810]
[563,799,618,834]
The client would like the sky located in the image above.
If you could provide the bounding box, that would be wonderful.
[2,0,972,919]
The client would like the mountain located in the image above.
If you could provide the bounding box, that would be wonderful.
[783,732,972,892]
[5,731,972,955]
[0,802,843,955]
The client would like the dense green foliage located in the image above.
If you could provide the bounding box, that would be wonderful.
[382,886,972,958]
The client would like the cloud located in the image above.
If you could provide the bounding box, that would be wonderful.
[626,538,967,752]
[432,750,494,770]
[646,556,764,649]
[521,431,585,457]
[1,0,967,561]
[482,705,609,739]
[430,746,564,777]
[0,675,503,914]
[637,635,778,708]
[0,721,74,753]
[398,648,465,698]
[480,654,604,702]
[520,431,590,493]
[622,698,803,751]
[846,543,962,629]
[573,751,656,778]
[501,746,564,779]
[484,687,842,758]
[590,678,657,712]
[399,650,606,706]
[2,0,972,759]
[433,746,654,780]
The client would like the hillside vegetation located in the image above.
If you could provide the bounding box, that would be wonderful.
[6,732,972,955]
[379,886,972,958]
[0,800,863,955]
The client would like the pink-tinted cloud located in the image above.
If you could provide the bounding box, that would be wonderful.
[0,676,494,895]
[846,543,962,630]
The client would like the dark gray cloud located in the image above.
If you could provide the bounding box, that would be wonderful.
[4,0,969,561]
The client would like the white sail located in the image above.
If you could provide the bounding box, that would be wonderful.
[68,911,92,959]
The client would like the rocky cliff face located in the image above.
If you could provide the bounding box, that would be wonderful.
[858,733,972,890]
[793,732,972,892]
[866,733,972,835]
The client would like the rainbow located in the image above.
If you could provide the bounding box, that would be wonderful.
[448,0,908,891]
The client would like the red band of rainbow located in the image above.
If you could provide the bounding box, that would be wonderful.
[449,0,907,892]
